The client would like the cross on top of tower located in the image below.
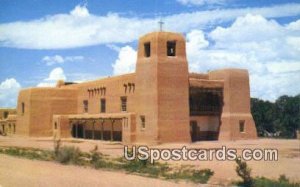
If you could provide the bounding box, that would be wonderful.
[158,19,164,31]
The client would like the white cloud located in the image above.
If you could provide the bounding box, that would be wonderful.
[186,30,209,53]
[0,78,21,107]
[250,72,300,101]
[112,46,137,75]
[210,14,284,44]
[177,0,226,6]
[42,55,84,66]
[70,5,90,17]
[46,67,66,81]
[266,62,300,74]
[186,14,300,101]
[1,4,300,49]
[37,67,66,87]
[42,55,64,65]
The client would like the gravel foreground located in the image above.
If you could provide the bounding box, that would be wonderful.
[0,154,198,187]
[0,136,299,186]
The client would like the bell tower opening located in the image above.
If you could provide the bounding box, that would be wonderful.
[144,42,151,57]
[167,41,176,56]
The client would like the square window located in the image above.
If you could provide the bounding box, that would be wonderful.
[22,102,25,114]
[144,42,151,57]
[239,120,245,132]
[140,115,145,129]
[100,99,106,113]
[167,41,176,56]
[121,97,127,112]
[83,100,88,113]
[3,111,9,119]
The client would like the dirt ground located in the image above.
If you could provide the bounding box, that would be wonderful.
[0,136,299,186]
[0,154,197,187]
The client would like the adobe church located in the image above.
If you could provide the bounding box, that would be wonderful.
[13,31,257,144]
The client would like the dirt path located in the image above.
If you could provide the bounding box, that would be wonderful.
[0,155,197,187]
[0,136,299,185]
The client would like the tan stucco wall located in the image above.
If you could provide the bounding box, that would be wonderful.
[64,73,136,114]
[17,88,78,137]
[17,90,31,135]
[135,32,191,144]
[209,69,257,140]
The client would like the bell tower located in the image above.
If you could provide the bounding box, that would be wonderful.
[135,31,191,144]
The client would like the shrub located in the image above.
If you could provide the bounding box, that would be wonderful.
[279,175,289,183]
[90,145,100,164]
[191,169,214,183]
[123,158,149,173]
[122,157,169,177]
[235,158,254,187]
[55,146,82,165]
[234,159,299,187]
[253,176,300,187]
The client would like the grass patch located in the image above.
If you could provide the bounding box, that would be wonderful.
[0,146,53,161]
[87,147,214,183]
[252,175,300,187]
[89,145,121,170]
[165,168,214,184]
[122,158,168,178]
[234,158,300,187]
[0,145,213,184]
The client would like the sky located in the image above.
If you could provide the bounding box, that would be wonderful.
[0,0,300,107]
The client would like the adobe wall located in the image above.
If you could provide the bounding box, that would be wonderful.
[62,74,136,114]
[135,32,191,144]
[157,59,191,142]
[122,113,136,144]
[17,88,78,137]
[134,32,161,143]
[17,90,31,135]
[53,115,70,139]
[135,36,159,144]
[209,69,257,140]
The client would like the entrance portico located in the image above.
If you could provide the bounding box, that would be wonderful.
[53,113,136,144]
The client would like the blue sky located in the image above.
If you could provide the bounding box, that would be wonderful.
[0,0,300,107]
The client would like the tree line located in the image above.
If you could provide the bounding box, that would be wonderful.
[251,94,300,138]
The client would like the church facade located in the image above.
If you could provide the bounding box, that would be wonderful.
[15,31,257,144]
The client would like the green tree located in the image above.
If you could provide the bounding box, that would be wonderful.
[274,95,300,138]
[251,94,300,138]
